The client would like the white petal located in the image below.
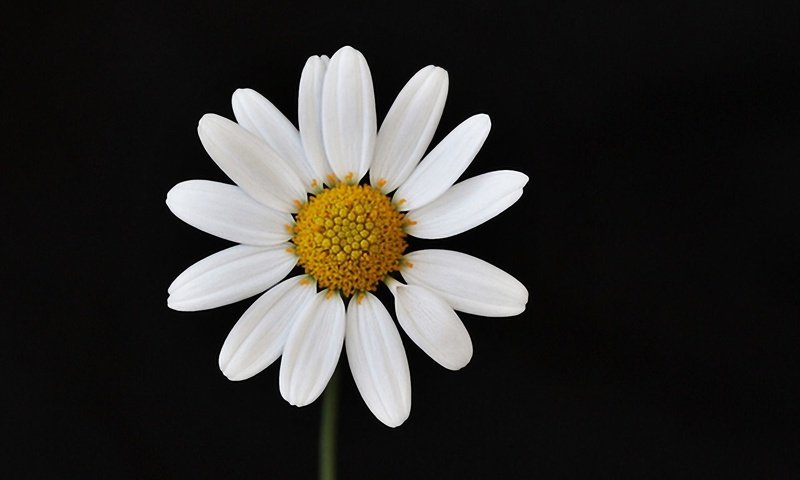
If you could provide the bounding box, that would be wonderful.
[279,291,346,406]
[405,170,528,239]
[345,293,411,428]
[321,46,376,183]
[197,114,306,213]
[167,244,297,311]
[232,88,318,192]
[369,66,448,193]
[298,55,335,187]
[219,276,317,381]
[402,249,528,317]
[394,114,491,211]
[166,180,293,246]
[391,283,472,370]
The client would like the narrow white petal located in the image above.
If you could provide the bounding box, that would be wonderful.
[219,276,317,381]
[279,291,346,406]
[298,55,335,186]
[232,88,317,192]
[166,180,293,246]
[321,46,376,183]
[198,114,306,213]
[167,244,297,311]
[392,283,472,370]
[369,66,448,193]
[346,293,411,428]
[394,114,491,211]
[405,170,528,239]
[402,249,528,317]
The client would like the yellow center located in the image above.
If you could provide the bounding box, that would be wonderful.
[292,184,408,297]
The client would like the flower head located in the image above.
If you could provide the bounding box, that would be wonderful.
[167,46,529,427]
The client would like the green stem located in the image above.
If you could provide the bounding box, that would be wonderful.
[319,365,340,480]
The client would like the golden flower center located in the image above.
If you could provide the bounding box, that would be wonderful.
[292,184,408,297]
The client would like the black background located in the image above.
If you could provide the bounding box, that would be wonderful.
[6,1,799,478]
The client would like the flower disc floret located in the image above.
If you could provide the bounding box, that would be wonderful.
[292,184,408,296]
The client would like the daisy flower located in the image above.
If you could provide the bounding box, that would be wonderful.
[167,46,529,427]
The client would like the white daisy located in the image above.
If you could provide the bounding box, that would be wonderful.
[167,46,529,427]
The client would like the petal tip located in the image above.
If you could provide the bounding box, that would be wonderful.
[166,295,196,312]
[164,181,186,205]
[198,112,217,126]
[197,113,227,135]
[166,295,182,311]
[304,55,322,67]
[431,65,449,79]
[381,415,409,428]
[221,370,248,382]
[446,350,473,371]
[332,45,367,64]
[232,88,260,104]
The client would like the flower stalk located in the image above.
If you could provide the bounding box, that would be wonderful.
[319,364,340,480]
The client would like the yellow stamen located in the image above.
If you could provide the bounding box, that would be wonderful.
[292,183,408,297]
